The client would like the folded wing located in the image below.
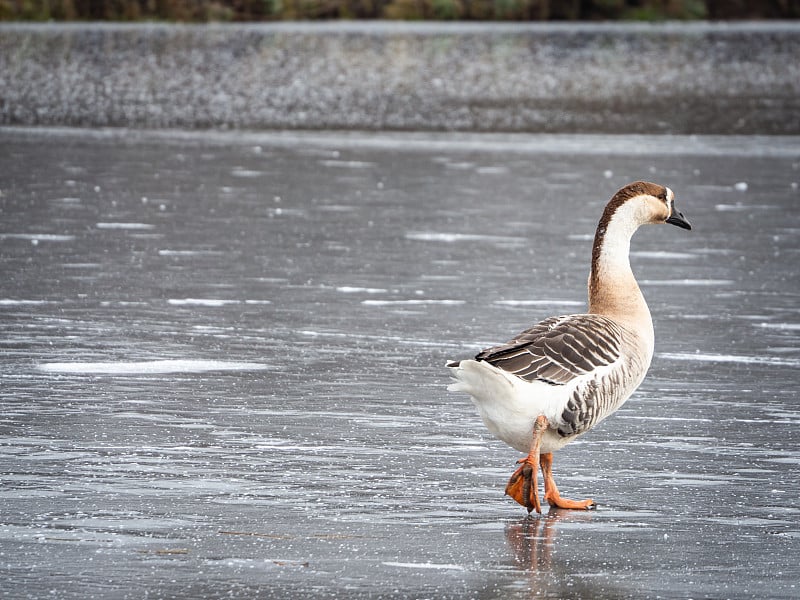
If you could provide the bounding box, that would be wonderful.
[475,314,624,386]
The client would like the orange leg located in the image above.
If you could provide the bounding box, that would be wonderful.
[505,415,547,513]
[539,452,596,510]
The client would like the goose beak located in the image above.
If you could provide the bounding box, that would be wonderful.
[666,207,692,230]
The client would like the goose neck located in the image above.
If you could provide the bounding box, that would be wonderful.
[588,215,652,331]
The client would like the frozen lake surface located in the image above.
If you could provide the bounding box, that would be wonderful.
[1,127,799,598]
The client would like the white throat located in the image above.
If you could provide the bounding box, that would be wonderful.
[589,201,653,336]
[595,204,639,275]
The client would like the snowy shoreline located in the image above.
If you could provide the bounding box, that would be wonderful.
[1,21,799,134]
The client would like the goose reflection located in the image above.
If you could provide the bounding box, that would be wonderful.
[501,508,638,599]
[505,507,594,571]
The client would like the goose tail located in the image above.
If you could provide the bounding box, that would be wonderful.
[447,359,515,402]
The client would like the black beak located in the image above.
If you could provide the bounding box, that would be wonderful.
[666,207,692,230]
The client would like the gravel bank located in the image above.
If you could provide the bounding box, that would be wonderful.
[1,21,799,133]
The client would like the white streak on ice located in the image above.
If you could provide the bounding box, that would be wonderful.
[362,299,464,306]
[0,299,51,306]
[382,562,466,571]
[168,298,240,307]
[297,329,466,349]
[230,168,263,177]
[639,279,734,286]
[658,352,800,367]
[405,231,526,245]
[0,233,75,241]
[630,251,697,260]
[476,165,509,175]
[37,360,270,375]
[336,286,388,294]
[757,323,800,331]
[494,300,584,307]
[715,202,776,211]
[319,159,374,168]
[158,250,226,256]
[95,222,155,230]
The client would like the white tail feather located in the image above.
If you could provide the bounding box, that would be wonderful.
[447,359,571,454]
[447,359,514,401]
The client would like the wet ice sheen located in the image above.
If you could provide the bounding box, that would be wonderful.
[1,127,799,599]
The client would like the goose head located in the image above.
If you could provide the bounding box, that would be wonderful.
[590,181,691,325]
[602,181,692,234]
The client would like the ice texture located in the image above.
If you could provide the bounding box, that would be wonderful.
[1,128,799,599]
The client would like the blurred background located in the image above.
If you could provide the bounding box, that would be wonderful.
[1,0,799,22]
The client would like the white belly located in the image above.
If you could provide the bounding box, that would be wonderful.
[475,398,575,454]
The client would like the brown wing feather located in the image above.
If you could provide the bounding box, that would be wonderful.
[475,314,624,385]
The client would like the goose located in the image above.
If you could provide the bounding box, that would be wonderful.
[447,181,691,514]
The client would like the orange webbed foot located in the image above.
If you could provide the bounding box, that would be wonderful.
[505,458,541,514]
[505,415,548,514]
[544,491,597,511]
[539,452,596,511]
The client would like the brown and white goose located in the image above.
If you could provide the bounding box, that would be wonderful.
[447,181,691,513]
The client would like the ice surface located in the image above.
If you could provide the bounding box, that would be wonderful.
[1,127,799,599]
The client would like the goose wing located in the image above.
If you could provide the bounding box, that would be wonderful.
[475,314,624,385]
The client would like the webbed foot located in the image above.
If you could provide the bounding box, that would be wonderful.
[505,459,541,514]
